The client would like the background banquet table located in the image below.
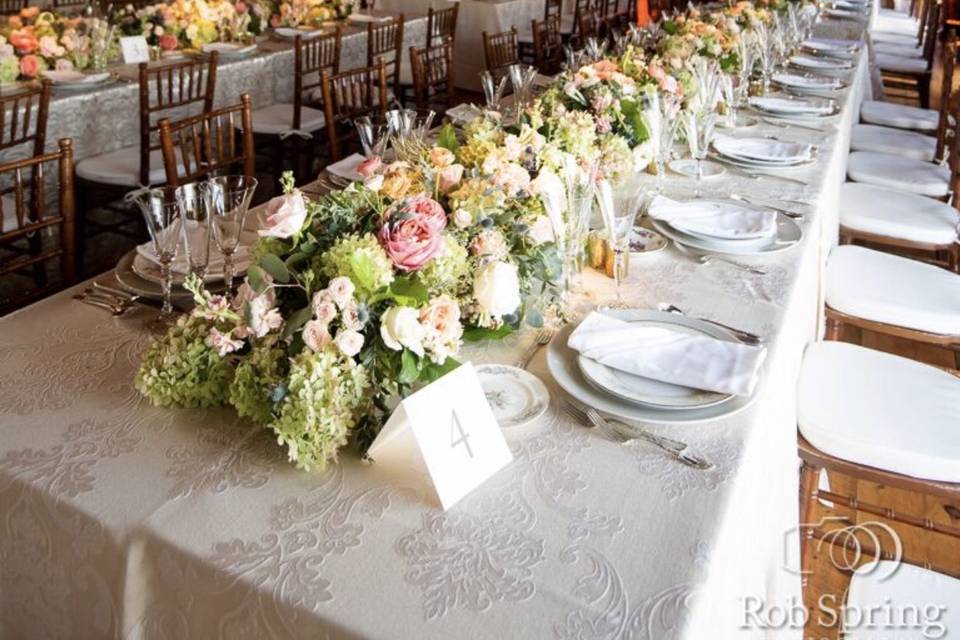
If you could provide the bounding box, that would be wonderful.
[0,12,427,169]
[0,22,872,640]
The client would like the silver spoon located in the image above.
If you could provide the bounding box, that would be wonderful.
[672,240,768,275]
[728,193,805,220]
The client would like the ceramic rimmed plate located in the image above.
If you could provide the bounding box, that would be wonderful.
[576,319,734,410]
[201,42,258,59]
[131,229,257,285]
[546,309,760,425]
[114,250,201,300]
[272,27,325,39]
[651,212,802,255]
[801,38,861,53]
[629,226,667,255]
[476,364,550,430]
[772,73,846,92]
[789,55,855,71]
[748,96,839,119]
[669,158,726,178]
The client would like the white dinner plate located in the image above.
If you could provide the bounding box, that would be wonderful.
[772,73,845,91]
[629,226,667,255]
[201,43,258,59]
[801,38,861,53]
[132,229,257,285]
[272,27,325,39]
[748,96,839,119]
[577,319,734,410]
[669,158,726,178]
[789,55,855,71]
[547,309,760,425]
[651,213,802,255]
[114,250,208,300]
[476,364,550,431]
[651,198,778,245]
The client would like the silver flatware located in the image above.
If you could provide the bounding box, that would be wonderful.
[728,193,805,220]
[517,328,554,369]
[657,303,765,345]
[760,116,828,133]
[93,281,142,306]
[74,294,128,316]
[712,158,810,186]
[672,240,768,275]
[564,400,713,470]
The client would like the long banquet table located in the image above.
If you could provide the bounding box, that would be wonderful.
[0,20,872,640]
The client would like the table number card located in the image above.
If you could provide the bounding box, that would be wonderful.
[367,362,513,510]
[120,36,151,64]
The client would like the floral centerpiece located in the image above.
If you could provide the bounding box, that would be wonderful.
[270,0,351,29]
[111,0,269,52]
[0,8,118,82]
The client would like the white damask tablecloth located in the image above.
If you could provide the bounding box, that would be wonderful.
[0,23,871,640]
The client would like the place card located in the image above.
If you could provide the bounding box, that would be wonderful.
[367,362,513,510]
[120,36,151,64]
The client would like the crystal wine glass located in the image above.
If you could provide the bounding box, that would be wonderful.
[561,160,597,296]
[175,181,211,281]
[597,178,642,309]
[132,187,184,329]
[683,109,718,198]
[206,175,258,298]
[355,116,389,158]
[480,71,508,112]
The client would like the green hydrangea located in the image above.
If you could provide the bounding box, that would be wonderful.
[135,315,233,408]
[249,236,291,264]
[317,233,394,297]
[599,134,635,184]
[554,111,598,159]
[229,342,289,424]
[417,234,470,296]
[0,57,19,85]
[269,348,371,472]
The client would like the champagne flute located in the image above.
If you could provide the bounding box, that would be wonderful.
[176,181,211,281]
[597,178,641,309]
[206,175,258,298]
[132,187,183,328]
[684,110,718,198]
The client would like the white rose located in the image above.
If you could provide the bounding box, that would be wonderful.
[452,208,473,228]
[302,320,332,352]
[326,276,355,308]
[364,174,384,192]
[334,329,364,357]
[379,306,425,356]
[473,261,521,320]
[527,215,556,245]
[311,293,337,324]
[258,191,307,239]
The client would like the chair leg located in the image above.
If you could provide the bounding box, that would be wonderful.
[799,461,821,591]
[918,77,931,109]
[825,315,842,341]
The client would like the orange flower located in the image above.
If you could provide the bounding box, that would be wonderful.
[9,29,38,54]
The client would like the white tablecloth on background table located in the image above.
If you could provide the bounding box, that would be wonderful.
[0,21,871,640]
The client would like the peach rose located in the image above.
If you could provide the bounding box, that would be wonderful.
[19,54,40,78]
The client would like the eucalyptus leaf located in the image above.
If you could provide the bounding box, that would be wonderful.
[463,324,515,342]
[259,254,291,284]
[281,306,313,339]
[398,349,420,384]
[247,265,268,295]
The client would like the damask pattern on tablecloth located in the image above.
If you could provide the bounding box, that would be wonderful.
[633,428,742,502]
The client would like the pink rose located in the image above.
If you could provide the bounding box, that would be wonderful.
[356,155,382,178]
[18,54,39,78]
[10,31,38,54]
[378,196,447,272]
[206,328,244,356]
[258,191,307,239]
[159,33,179,51]
[438,164,464,193]
[302,319,332,352]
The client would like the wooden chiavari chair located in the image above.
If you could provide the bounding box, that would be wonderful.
[367,15,403,103]
[876,0,941,107]
[0,81,50,158]
[0,0,26,14]
[483,28,519,83]
[159,94,255,187]
[570,0,595,44]
[51,0,87,12]
[796,342,960,615]
[319,59,387,161]
[0,138,76,315]
[426,5,458,47]
[249,30,340,184]
[576,4,601,45]
[410,40,455,117]
[533,16,563,75]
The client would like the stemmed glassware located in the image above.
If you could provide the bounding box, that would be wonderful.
[480,71,508,112]
[175,182,211,281]
[683,109,718,198]
[132,187,184,329]
[559,159,597,297]
[206,175,258,298]
[654,94,682,193]
[597,178,643,309]
[356,116,390,158]
[508,64,538,120]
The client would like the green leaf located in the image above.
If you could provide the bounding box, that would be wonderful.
[259,254,291,284]
[621,99,650,146]
[526,308,544,328]
[389,276,429,306]
[349,252,377,293]
[284,251,310,270]
[463,324,515,342]
[420,357,461,383]
[398,349,420,384]
[246,265,269,295]
[436,122,460,153]
[281,305,313,339]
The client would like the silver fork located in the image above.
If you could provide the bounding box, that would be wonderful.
[657,303,764,345]
[75,294,128,316]
[728,193,805,220]
[564,400,713,470]
[672,241,768,275]
[517,328,554,369]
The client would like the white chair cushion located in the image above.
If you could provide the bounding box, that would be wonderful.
[75,146,170,187]
[850,123,937,161]
[872,15,919,34]
[826,244,960,335]
[250,103,326,136]
[799,341,960,482]
[875,52,928,74]
[847,151,949,197]
[873,41,923,58]
[840,182,959,245]
[845,562,960,640]
[860,100,939,131]
[870,29,921,45]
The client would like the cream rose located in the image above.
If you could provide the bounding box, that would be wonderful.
[473,261,521,320]
[258,191,307,239]
[334,329,364,357]
[302,319,332,352]
[379,306,425,356]
[429,146,455,168]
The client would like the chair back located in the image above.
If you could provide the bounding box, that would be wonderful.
[138,54,218,186]
[576,7,600,44]
[934,36,957,163]
[0,138,76,314]
[0,81,50,157]
[920,0,942,68]
[482,28,519,81]
[320,59,388,161]
[427,5,458,48]
[293,29,342,128]
[51,0,87,13]
[367,15,404,99]
[532,16,563,74]
[410,39,455,115]
[572,0,593,38]
[545,0,563,21]
[158,94,255,187]
[0,0,26,14]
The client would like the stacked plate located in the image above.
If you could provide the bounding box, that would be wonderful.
[546,309,760,424]
[772,72,845,93]
[647,194,801,255]
[789,54,855,71]
[713,133,816,167]
[42,70,113,92]
[201,43,258,59]
[272,27,325,40]
[748,95,839,118]
[801,37,862,55]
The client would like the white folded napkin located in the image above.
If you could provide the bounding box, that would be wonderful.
[326,153,366,181]
[748,96,835,116]
[348,13,391,22]
[790,54,850,69]
[568,312,767,397]
[42,70,110,85]
[202,43,257,56]
[803,38,862,51]
[713,134,813,163]
[648,195,777,240]
[136,222,248,276]
[772,73,842,90]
